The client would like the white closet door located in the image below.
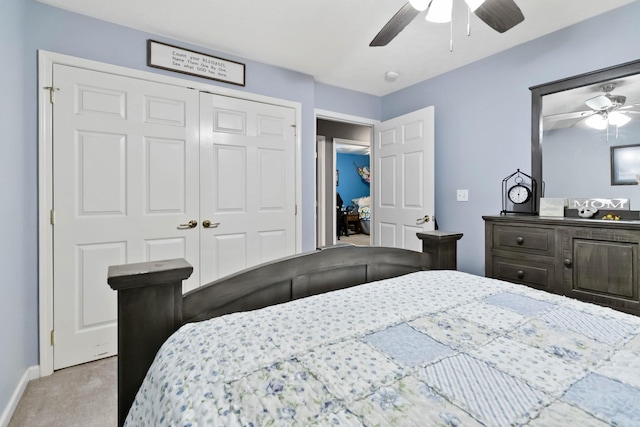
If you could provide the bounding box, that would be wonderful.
[52,64,200,369]
[199,93,297,284]
[51,66,298,370]
[373,106,435,251]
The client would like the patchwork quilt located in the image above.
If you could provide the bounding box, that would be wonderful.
[126,271,640,426]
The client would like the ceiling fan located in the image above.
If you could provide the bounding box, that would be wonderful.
[548,83,640,130]
[370,0,525,47]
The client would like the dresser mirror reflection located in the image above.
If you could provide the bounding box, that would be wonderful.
[531,59,640,210]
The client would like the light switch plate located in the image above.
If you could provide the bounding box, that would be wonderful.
[457,189,469,202]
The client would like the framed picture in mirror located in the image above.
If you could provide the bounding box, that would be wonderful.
[611,144,640,185]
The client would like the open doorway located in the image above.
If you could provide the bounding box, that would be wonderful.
[316,118,372,247]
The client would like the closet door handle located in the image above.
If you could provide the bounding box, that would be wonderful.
[516,236,524,245]
[177,220,198,229]
[564,258,572,268]
[203,220,220,229]
[416,215,430,225]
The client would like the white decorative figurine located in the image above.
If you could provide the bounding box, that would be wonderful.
[577,207,598,218]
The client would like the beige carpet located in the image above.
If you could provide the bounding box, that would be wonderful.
[9,357,116,427]
[337,232,371,246]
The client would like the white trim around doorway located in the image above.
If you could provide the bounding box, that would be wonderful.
[314,109,378,248]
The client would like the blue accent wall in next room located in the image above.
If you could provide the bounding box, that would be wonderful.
[337,153,370,207]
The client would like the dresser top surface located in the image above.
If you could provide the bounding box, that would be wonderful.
[483,214,640,230]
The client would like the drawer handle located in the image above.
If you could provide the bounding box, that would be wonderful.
[516,270,525,279]
[564,258,572,268]
[516,236,524,245]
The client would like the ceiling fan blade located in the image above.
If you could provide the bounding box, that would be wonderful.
[370,2,420,47]
[546,111,594,121]
[543,110,595,131]
[585,95,613,111]
[473,0,524,33]
[620,102,640,111]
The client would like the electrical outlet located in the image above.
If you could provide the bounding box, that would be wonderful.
[456,189,469,202]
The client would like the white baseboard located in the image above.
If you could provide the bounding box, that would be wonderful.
[0,365,39,427]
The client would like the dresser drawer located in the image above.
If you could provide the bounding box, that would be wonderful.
[492,257,555,290]
[492,225,555,256]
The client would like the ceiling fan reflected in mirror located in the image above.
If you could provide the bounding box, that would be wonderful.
[370,0,525,47]
[545,83,640,140]
[582,83,638,130]
[557,83,640,130]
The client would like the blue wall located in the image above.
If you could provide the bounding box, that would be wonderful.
[1,0,36,417]
[383,1,640,275]
[337,153,371,207]
[315,82,381,119]
[2,0,640,418]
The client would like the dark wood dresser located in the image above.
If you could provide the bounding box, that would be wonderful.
[484,215,640,316]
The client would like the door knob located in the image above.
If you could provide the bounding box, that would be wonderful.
[416,215,430,225]
[177,220,197,229]
[202,219,220,229]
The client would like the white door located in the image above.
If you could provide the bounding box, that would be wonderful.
[199,94,297,283]
[373,106,435,251]
[52,64,200,369]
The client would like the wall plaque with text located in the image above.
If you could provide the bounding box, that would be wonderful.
[568,198,630,210]
[147,40,245,86]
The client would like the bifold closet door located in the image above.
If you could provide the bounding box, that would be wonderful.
[52,64,200,369]
[52,66,298,370]
[199,93,297,284]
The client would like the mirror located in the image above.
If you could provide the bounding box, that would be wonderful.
[531,59,640,210]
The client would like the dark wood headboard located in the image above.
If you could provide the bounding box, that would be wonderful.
[107,232,462,425]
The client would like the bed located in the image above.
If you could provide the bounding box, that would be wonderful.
[352,196,371,235]
[108,245,640,426]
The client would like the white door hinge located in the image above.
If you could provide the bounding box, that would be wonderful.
[43,86,59,104]
[50,209,55,225]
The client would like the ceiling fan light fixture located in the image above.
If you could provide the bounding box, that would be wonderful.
[409,0,430,12]
[426,0,453,23]
[585,114,607,130]
[463,0,486,12]
[609,112,631,127]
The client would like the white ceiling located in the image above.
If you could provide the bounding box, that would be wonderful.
[38,0,635,96]
[336,140,370,156]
